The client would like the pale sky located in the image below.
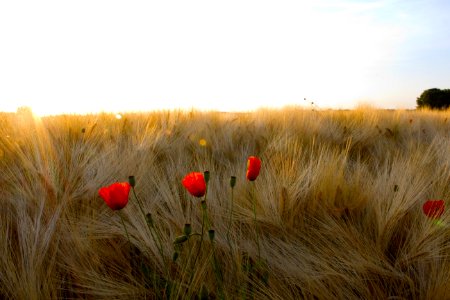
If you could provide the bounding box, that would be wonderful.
[0,0,449,115]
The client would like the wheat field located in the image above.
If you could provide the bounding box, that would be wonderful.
[1,107,449,299]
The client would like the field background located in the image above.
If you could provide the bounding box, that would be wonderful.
[1,108,449,299]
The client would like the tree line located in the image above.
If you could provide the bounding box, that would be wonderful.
[416,88,450,109]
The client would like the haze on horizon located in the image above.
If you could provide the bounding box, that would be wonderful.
[1,0,449,116]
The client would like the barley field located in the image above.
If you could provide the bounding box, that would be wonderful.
[1,107,449,299]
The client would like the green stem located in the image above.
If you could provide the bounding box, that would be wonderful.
[131,187,169,296]
[118,211,131,244]
[132,187,146,218]
[132,187,165,262]
[198,184,209,259]
[151,221,166,265]
[251,182,261,260]
[226,187,234,248]
[226,185,237,286]
[203,182,210,228]
[198,179,211,246]
[203,204,211,230]
[149,223,165,263]
[210,240,224,299]
[178,237,194,292]
[189,189,208,285]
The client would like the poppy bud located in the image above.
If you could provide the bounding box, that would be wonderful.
[174,235,188,244]
[146,213,154,227]
[208,229,215,241]
[172,251,179,262]
[230,176,236,188]
[204,171,210,184]
[128,176,136,187]
[262,268,269,285]
[183,223,192,236]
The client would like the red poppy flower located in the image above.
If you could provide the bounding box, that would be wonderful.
[246,156,261,181]
[422,200,445,218]
[98,182,131,210]
[182,172,206,197]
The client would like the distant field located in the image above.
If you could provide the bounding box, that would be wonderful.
[1,108,449,299]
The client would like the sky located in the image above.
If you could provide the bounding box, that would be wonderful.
[0,0,449,115]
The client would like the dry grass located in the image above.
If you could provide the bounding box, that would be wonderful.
[1,107,449,299]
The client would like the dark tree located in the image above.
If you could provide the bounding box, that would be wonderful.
[416,88,450,109]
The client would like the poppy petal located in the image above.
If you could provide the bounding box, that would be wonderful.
[182,172,206,198]
[246,156,261,181]
[98,182,131,210]
[423,200,445,218]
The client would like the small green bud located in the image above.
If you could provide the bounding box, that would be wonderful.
[434,220,445,227]
[128,176,136,187]
[204,171,210,184]
[208,229,215,241]
[262,269,269,285]
[200,284,209,300]
[172,251,179,262]
[145,213,154,227]
[201,200,207,210]
[230,176,236,188]
[174,235,188,244]
[183,223,192,236]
